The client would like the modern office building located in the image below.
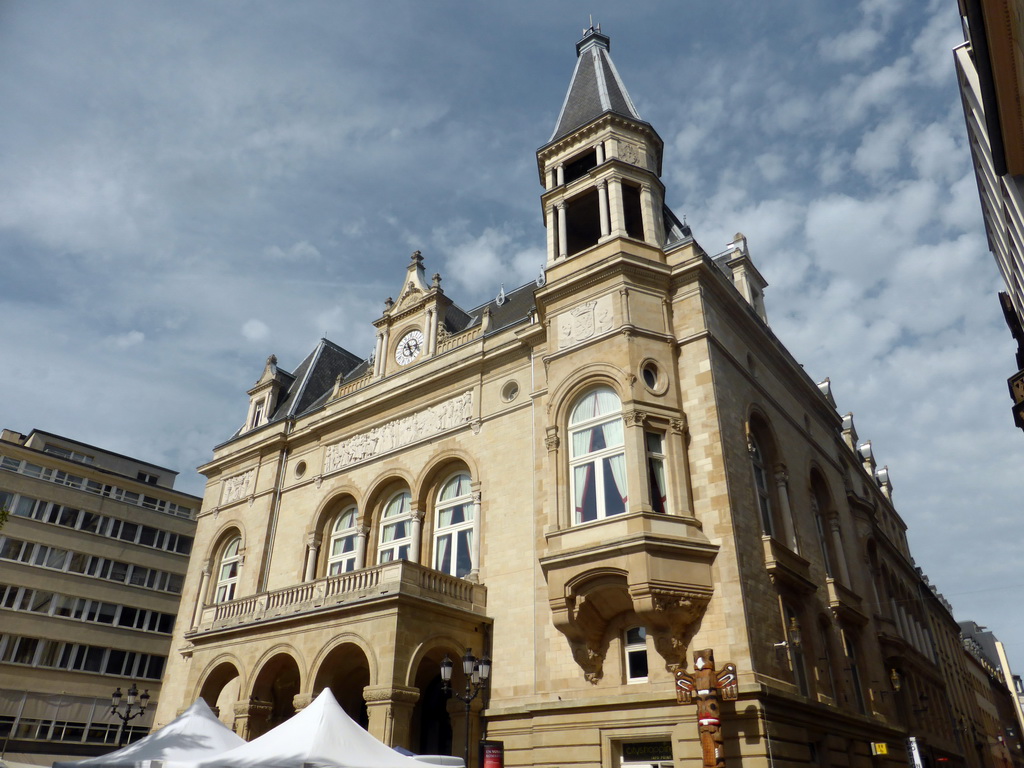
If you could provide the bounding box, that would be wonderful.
[157,28,981,768]
[0,428,200,762]
[953,0,1024,431]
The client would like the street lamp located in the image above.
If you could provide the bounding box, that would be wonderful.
[110,684,150,747]
[440,649,491,766]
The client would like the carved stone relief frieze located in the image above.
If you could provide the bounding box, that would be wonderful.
[323,392,473,474]
[221,469,256,505]
[557,295,615,351]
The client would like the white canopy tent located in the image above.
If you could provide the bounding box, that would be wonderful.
[192,689,436,768]
[52,699,245,768]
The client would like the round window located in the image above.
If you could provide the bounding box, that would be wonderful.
[294,460,307,478]
[640,361,661,392]
[501,380,520,403]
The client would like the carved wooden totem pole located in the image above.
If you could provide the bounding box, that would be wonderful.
[674,649,739,768]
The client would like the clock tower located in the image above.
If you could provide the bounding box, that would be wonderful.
[371,250,469,378]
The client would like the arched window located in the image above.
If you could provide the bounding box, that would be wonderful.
[378,491,412,564]
[569,387,627,524]
[624,626,649,683]
[749,433,774,536]
[214,536,241,603]
[328,506,359,575]
[433,473,473,578]
[812,496,833,577]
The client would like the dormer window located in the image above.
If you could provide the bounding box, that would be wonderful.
[251,399,266,429]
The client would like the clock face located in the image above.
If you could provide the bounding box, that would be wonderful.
[395,329,425,366]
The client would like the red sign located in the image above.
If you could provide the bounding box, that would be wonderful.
[480,740,504,768]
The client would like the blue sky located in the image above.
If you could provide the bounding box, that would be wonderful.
[3,1,1023,669]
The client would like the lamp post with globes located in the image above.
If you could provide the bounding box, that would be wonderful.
[440,649,490,767]
[110,684,150,747]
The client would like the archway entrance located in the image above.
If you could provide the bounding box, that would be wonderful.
[198,661,242,728]
[410,650,453,757]
[250,653,301,738]
[312,643,371,728]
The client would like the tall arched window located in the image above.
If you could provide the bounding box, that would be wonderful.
[378,491,412,563]
[433,473,473,578]
[569,387,627,525]
[749,434,774,536]
[328,506,359,575]
[214,536,241,603]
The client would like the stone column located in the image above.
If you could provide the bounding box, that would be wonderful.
[546,205,558,264]
[447,696,485,768]
[377,328,391,378]
[409,507,424,564]
[774,466,799,553]
[427,308,437,356]
[363,686,421,749]
[556,163,565,186]
[829,517,851,585]
[191,566,210,629]
[373,332,385,376]
[597,180,610,238]
[356,525,369,570]
[469,486,482,581]
[623,410,649,514]
[557,202,567,259]
[595,141,605,164]
[607,177,625,237]
[303,535,320,582]
[669,416,694,515]
[232,699,272,740]
[640,182,657,245]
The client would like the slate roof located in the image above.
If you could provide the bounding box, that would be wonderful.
[550,29,643,143]
[269,338,364,422]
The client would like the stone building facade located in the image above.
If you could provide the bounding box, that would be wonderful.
[157,28,976,768]
[0,428,199,761]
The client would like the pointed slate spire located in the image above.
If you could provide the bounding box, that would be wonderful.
[550,25,643,143]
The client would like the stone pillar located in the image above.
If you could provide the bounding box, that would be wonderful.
[557,202,567,259]
[595,141,605,164]
[447,696,485,768]
[373,332,385,376]
[623,410,648,514]
[356,525,369,570]
[829,517,851,585]
[363,686,421,749]
[469,486,482,581]
[669,416,694,514]
[304,535,319,582]
[410,508,424,564]
[191,567,210,629]
[556,163,565,186]
[546,205,558,264]
[232,699,272,740]
[608,177,625,237]
[640,182,657,245]
[377,328,391,378]
[774,466,799,553]
[427,308,437,356]
[597,180,610,238]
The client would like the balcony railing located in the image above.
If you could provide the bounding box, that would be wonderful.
[191,560,486,635]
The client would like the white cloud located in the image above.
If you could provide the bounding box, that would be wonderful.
[242,319,270,341]
[263,240,322,261]
[109,330,145,348]
[819,28,883,63]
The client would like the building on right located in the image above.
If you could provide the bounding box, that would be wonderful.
[953,0,1024,431]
